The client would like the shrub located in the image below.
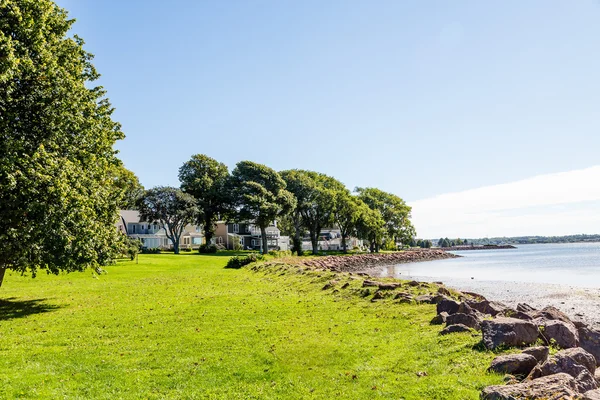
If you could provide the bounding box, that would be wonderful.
[225,254,263,269]
[199,244,218,254]
[141,247,161,254]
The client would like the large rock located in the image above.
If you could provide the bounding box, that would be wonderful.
[578,324,600,366]
[430,311,448,325]
[467,299,507,316]
[522,346,550,363]
[481,317,539,349]
[584,389,600,400]
[595,368,600,385]
[446,313,481,330]
[542,320,579,349]
[481,373,580,399]
[528,348,598,392]
[457,301,475,315]
[531,306,572,324]
[436,297,460,315]
[489,353,538,375]
[517,303,537,313]
[439,324,471,335]
[415,294,434,304]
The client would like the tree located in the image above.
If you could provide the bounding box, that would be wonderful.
[0,0,125,286]
[136,187,199,254]
[229,162,295,254]
[179,154,230,246]
[333,192,369,253]
[112,163,145,210]
[356,187,416,247]
[279,170,314,255]
[355,206,386,252]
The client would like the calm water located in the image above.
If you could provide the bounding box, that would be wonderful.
[377,243,600,288]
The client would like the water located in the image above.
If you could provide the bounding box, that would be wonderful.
[377,243,600,288]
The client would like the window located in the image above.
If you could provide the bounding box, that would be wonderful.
[233,224,239,233]
[132,225,136,233]
[239,237,244,247]
[217,236,224,244]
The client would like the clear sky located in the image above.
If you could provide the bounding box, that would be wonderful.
[55,0,600,238]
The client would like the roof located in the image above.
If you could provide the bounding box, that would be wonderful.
[119,210,141,224]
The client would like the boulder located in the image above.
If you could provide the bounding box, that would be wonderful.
[457,302,475,315]
[584,389,600,400]
[430,311,448,325]
[437,286,451,296]
[501,309,534,321]
[517,303,537,313]
[522,346,550,363]
[415,294,435,304]
[595,368,600,385]
[467,299,507,316]
[529,348,598,392]
[377,283,401,290]
[439,324,471,335]
[362,280,380,287]
[541,320,579,349]
[488,353,538,375]
[531,306,572,324]
[481,373,580,399]
[436,298,460,315]
[481,317,539,349]
[446,313,481,330]
[578,325,600,366]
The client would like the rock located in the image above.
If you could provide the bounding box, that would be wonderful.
[437,286,451,296]
[436,298,460,315]
[430,312,448,325]
[501,308,534,321]
[541,320,579,348]
[584,389,600,400]
[531,306,572,324]
[488,353,538,375]
[517,303,537,313]
[393,292,412,301]
[371,291,385,301]
[481,373,580,399]
[415,294,434,304]
[457,302,475,315]
[578,324,600,366]
[530,348,598,392]
[362,280,380,287]
[377,283,400,290]
[481,317,539,349]
[322,280,338,290]
[439,324,471,335]
[595,368,600,384]
[341,282,350,289]
[446,313,481,330]
[407,280,420,287]
[522,346,550,363]
[467,299,507,316]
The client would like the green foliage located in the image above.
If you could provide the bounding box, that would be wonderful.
[179,154,230,244]
[199,243,218,254]
[112,164,145,210]
[333,192,371,252]
[224,253,262,269]
[356,187,416,249]
[0,0,126,285]
[140,247,161,254]
[230,161,296,253]
[0,254,503,398]
[136,186,199,254]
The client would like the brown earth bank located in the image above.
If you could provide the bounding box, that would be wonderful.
[296,249,460,272]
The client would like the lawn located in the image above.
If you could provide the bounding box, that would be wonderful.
[0,254,502,399]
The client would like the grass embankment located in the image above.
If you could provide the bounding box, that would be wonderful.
[0,253,502,399]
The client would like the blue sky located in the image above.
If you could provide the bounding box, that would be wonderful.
[56,1,600,237]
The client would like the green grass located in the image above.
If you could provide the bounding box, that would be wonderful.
[0,254,503,399]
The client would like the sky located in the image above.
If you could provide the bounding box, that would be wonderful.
[55,0,600,238]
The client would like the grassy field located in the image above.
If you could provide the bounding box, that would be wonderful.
[0,253,503,399]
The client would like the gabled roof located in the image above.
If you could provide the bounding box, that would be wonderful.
[119,210,141,224]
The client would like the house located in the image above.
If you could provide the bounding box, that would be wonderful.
[118,210,203,250]
[301,228,363,251]
[214,221,289,251]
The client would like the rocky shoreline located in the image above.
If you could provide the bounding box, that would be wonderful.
[296,249,459,272]
[285,252,600,399]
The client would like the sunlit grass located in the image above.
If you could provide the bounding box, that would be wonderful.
[0,253,502,399]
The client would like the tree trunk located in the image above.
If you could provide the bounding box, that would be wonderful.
[0,265,6,287]
[311,234,319,255]
[203,212,215,245]
[173,237,180,254]
[293,216,303,256]
[261,226,268,254]
[341,235,347,253]
[370,240,375,253]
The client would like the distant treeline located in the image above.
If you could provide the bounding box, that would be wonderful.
[463,234,600,245]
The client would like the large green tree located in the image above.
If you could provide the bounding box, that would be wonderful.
[281,170,346,255]
[0,0,125,286]
[136,187,199,254]
[333,192,370,253]
[356,187,416,249]
[230,162,295,254]
[279,170,316,255]
[179,154,229,246]
[112,163,145,210]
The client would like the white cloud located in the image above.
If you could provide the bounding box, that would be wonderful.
[411,166,600,238]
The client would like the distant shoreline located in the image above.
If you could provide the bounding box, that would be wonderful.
[446,244,517,251]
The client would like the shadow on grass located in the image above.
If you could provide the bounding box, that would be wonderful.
[0,297,61,321]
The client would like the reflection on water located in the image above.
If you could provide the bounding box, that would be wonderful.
[376,243,600,287]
